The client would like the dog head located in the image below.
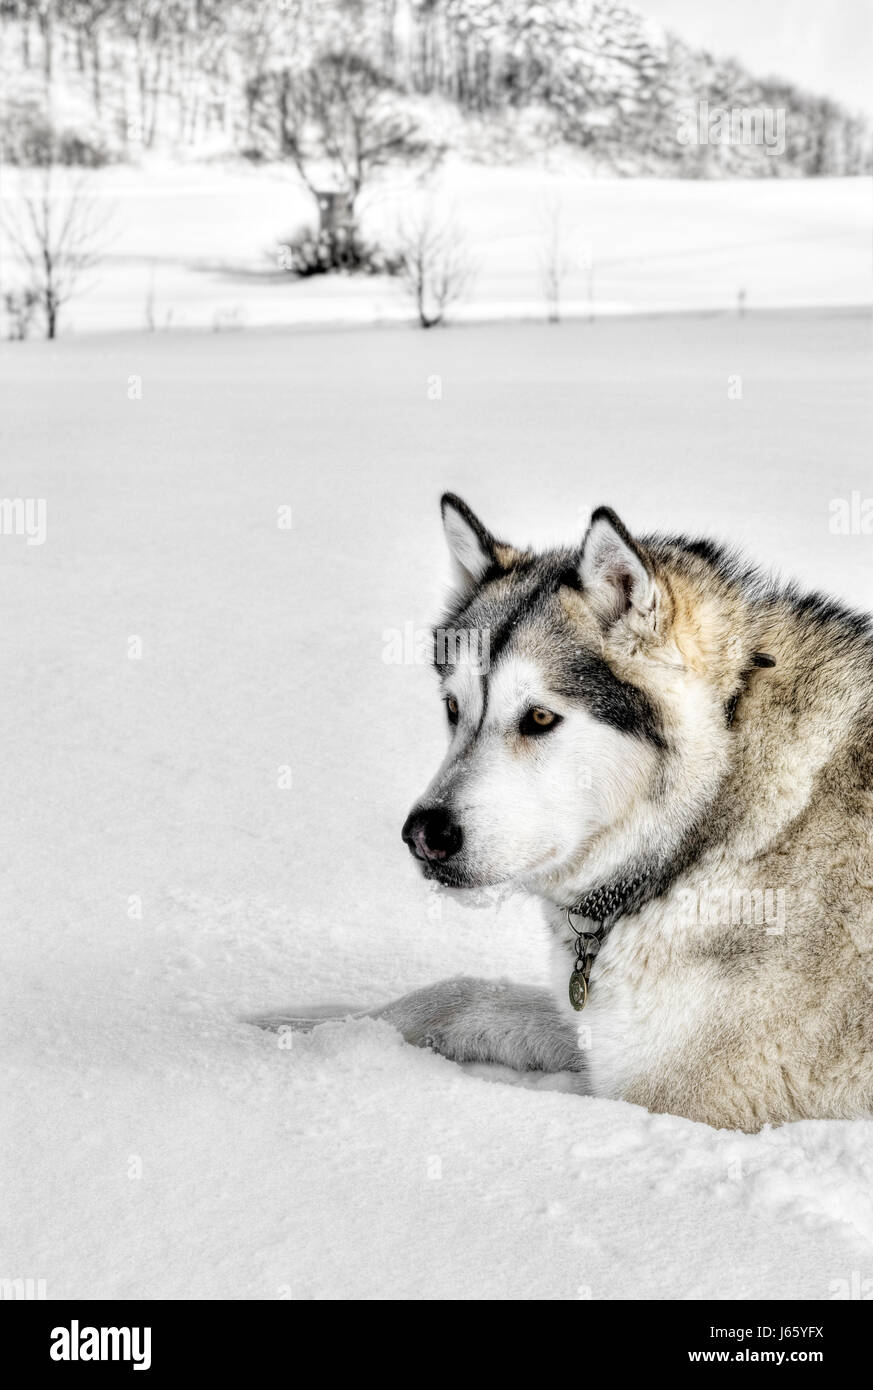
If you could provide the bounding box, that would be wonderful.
[402,494,738,895]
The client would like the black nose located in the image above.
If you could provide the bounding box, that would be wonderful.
[401,808,463,863]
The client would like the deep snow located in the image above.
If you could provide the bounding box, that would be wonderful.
[2,311,872,1299]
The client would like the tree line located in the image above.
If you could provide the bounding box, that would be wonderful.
[0,0,869,175]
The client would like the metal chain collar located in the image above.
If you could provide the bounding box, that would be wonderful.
[566,875,644,1012]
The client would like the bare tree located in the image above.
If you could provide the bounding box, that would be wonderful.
[396,209,474,329]
[275,50,436,236]
[1,167,112,338]
[538,193,574,324]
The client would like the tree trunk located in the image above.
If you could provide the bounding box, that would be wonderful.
[91,32,102,115]
[147,49,164,148]
[39,8,53,84]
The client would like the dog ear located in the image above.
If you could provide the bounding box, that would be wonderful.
[441,493,497,593]
[580,507,657,627]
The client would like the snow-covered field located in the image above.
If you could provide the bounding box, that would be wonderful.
[1,161,870,332]
[3,310,873,1299]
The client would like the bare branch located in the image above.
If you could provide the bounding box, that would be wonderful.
[0,166,114,339]
[273,50,436,217]
[538,193,575,324]
[395,207,475,328]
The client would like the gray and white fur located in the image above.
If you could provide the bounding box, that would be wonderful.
[257,495,873,1132]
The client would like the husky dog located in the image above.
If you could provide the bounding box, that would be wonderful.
[261,495,873,1132]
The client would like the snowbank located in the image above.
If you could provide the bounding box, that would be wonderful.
[3,312,872,1298]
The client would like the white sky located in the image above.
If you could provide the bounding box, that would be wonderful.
[636,0,873,115]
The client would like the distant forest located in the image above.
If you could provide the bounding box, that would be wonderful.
[1,0,869,175]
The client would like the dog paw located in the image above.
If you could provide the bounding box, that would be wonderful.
[416,1029,459,1059]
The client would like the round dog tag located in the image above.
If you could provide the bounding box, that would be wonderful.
[569,972,588,1011]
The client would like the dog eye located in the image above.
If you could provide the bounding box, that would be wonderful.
[520,707,561,736]
[445,696,459,725]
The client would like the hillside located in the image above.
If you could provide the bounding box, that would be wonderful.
[0,0,870,176]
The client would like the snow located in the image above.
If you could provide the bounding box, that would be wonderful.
[0,160,869,334]
[2,310,872,1299]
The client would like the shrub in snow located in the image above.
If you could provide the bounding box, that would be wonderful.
[277,225,403,279]
[3,288,40,340]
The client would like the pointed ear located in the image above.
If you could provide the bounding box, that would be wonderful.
[441,493,497,593]
[579,506,656,626]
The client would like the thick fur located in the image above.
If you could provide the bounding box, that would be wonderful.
[258,499,873,1133]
